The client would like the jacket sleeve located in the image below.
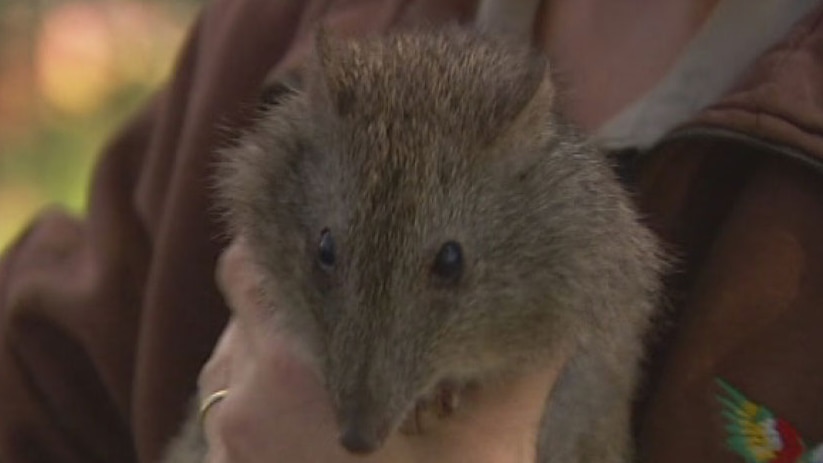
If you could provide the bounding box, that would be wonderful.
[631,6,823,459]
[632,138,823,462]
[0,0,312,460]
[0,100,158,463]
[0,0,482,461]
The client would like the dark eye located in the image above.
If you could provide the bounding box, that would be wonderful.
[433,241,463,281]
[318,228,336,267]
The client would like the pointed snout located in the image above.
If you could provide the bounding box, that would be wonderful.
[338,403,391,454]
[327,314,431,455]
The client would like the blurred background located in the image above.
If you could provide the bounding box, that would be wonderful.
[0,0,201,252]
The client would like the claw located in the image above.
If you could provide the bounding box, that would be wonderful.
[435,384,460,418]
[399,402,424,435]
[398,382,463,436]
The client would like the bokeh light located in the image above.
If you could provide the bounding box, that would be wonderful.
[37,3,116,115]
[0,0,199,251]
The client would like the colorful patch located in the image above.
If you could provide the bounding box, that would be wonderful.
[716,378,822,463]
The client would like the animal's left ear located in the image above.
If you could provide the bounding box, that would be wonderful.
[506,62,557,135]
[491,64,559,157]
[485,63,567,182]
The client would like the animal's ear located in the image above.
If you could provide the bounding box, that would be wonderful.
[307,27,357,116]
[496,66,557,146]
[258,67,303,111]
[489,65,565,178]
[314,26,339,69]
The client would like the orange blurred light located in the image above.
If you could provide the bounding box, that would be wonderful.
[34,1,186,116]
[36,2,115,116]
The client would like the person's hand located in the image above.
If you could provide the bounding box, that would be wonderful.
[198,237,566,462]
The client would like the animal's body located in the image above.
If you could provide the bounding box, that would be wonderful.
[203,28,664,462]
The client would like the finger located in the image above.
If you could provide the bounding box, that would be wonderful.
[197,320,239,398]
[216,238,257,305]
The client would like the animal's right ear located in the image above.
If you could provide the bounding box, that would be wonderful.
[258,68,303,111]
[306,27,357,116]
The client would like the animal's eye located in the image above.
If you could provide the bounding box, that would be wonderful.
[318,228,336,267]
[433,241,463,281]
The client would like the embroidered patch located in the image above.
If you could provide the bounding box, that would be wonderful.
[716,378,822,463]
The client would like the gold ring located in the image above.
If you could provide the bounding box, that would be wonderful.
[199,389,229,424]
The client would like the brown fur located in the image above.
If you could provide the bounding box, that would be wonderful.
[203,28,664,462]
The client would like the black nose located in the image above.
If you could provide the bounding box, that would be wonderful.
[340,427,379,454]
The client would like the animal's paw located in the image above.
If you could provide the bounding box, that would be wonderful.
[399,382,462,435]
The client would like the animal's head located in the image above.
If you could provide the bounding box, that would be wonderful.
[218,28,661,454]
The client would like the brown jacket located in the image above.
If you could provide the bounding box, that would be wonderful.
[0,1,821,462]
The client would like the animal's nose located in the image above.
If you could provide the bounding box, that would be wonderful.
[338,406,391,454]
[340,426,380,454]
